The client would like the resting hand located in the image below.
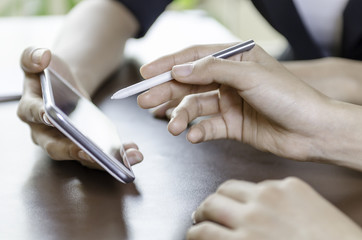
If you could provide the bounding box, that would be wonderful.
[17,47,143,169]
[188,177,362,240]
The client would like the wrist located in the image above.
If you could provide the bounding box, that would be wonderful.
[285,58,362,105]
[310,99,362,171]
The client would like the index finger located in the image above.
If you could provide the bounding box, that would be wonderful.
[139,43,237,79]
[215,179,256,203]
[137,80,219,109]
[17,74,49,125]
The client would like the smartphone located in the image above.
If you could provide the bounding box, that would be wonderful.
[40,67,135,183]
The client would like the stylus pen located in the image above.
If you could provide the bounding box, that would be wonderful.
[111,39,255,100]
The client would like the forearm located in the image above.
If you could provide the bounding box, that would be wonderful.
[312,99,362,171]
[52,0,139,95]
[283,58,362,105]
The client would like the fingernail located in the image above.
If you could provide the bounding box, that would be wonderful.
[172,63,194,77]
[128,155,143,165]
[31,48,47,64]
[42,113,52,126]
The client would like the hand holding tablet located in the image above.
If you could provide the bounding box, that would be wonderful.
[41,67,135,183]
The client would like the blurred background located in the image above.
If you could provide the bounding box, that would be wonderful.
[0,0,286,55]
[0,0,286,99]
[0,0,82,16]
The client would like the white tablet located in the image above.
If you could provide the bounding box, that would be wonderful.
[40,67,135,183]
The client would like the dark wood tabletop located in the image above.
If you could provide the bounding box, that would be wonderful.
[1,59,362,240]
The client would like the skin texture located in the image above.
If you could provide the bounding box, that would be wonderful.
[187,177,362,240]
[138,44,362,171]
[144,54,362,119]
[137,43,362,239]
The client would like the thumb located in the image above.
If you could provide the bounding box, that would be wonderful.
[21,47,51,73]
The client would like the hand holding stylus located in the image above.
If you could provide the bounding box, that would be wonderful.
[137,43,339,166]
[111,40,255,99]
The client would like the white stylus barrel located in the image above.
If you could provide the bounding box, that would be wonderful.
[111,71,172,99]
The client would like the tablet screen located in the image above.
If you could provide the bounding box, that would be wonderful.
[41,68,134,182]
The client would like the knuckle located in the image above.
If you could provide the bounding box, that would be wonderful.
[123,142,138,150]
[256,184,280,201]
[196,119,213,140]
[242,204,261,223]
[202,193,218,209]
[171,45,201,66]
[17,97,43,124]
[172,104,188,120]
[175,95,196,118]
[198,193,219,217]
[194,95,204,116]
[16,101,27,122]
[204,56,220,70]
[20,47,35,70]
[207,119,217,138]
[282,177,306,190]
[68,143,81,160]
[216,179,238,194]
[201,57,229,80]
[243,44,262,58]
[30,130,39,146]
[21,47,34,60]
[182,94,194,104]
[182,94,199,113]
[188,45,202,61]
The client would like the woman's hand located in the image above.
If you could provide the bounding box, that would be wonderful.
[17,47,143,169]
[188,177,362,240]
[138,44,333,161]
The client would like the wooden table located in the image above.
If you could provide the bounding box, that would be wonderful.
[1,13,362,240]
[1,60,362,240]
